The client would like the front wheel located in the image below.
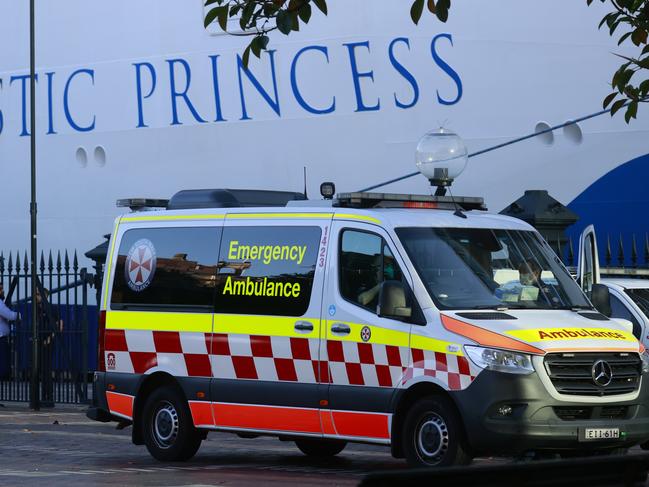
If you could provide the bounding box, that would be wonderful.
[142,385,202,461]
[402,395,472,467]
[295,438,347,457]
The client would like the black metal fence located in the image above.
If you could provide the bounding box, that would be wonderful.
[559,233,649,277]
[0,250,95,405]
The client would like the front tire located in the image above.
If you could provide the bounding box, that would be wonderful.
[402,395,471,467]
[295,438,347,457]
[142,385,202,461]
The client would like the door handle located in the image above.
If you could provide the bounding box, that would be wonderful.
[294,321,314,332]
[331,323,351,334]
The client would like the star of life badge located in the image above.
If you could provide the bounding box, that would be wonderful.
[125,239,157,292]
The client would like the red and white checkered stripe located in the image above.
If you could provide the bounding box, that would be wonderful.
[105,329,477,391]
[209,333,323,383]
[406,348,477,390]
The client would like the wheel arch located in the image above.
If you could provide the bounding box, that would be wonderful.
[132,372,185,445]
[390,381,461,458]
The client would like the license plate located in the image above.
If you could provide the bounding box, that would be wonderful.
[583,428,620,440]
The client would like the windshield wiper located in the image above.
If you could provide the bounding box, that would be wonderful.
[552,305,594,311]
[471,304,528,310]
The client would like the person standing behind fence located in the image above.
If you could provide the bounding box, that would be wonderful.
[36,288,63,407]
[0,284,20,380]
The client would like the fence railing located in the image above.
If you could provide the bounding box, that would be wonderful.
[0,249,96,405]
[558,233,649,277]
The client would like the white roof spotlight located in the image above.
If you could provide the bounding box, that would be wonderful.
[415,127,468,196]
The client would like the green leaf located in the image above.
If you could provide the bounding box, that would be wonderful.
[603,92,617,109]
[204,6,221,28]
[298,2,312,23]
[410,0,425,24]
[289,10,300,31]
[204,0,221,6]
[217,6,229,31]
[436,0,450,22]
[598,14,610,30]
[240,1,255,29]
[242,45,252,69]
[276,9,292,34]
[619,68,635,88]
[312,0,328,15]
[639,79,649,96]
[624,101,638,123]
[632,28,648,46]
[250,36,262,58]
[618,32,632,45]
[610,99,627,116]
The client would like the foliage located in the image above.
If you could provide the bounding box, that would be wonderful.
[204,0,451,67]
[588,0,649,122]
[204,0,647,123]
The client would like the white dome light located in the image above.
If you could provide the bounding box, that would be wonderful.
[415,128,468,189]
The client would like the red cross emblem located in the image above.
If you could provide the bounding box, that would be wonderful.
[125,239,157,292]
[361,326,371,342]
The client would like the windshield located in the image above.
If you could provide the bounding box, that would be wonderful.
[625,289,649,318]
[396,227,592,311]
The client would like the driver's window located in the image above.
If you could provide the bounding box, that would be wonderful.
[339,230,403,313]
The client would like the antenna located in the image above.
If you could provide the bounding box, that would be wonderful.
[303,166,308,199]
[446,186,467,219]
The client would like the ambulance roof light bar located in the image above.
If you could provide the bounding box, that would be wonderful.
[334,192,486,211]
[116,198,169,212]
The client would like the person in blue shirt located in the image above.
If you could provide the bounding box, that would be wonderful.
[0,283,19,380]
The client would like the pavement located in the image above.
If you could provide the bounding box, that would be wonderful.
[0,403,408,486]
[2,404,649,486]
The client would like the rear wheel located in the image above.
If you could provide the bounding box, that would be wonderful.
[142,385,202,461]
[402,395,472,468]
[295,438,347,457]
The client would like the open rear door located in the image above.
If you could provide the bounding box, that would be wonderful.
[577,224,600,294]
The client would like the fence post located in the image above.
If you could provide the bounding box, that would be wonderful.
[81,268,89,403]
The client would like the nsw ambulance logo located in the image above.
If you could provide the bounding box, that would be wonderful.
[125,239,157,292]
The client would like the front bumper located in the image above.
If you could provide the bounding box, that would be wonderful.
[453,368,649,455]
[86,371,112,423]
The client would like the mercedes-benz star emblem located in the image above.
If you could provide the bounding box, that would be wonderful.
[592,359,613,387]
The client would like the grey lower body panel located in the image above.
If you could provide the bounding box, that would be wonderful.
[452,369,649,455]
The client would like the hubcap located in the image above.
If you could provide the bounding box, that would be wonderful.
[152,401,179,449]
[416,413,449,463]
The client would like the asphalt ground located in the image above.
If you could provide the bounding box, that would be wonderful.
[1,404,648,486]
[0,403,408,486]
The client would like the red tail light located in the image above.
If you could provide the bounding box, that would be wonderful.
[98,310,106,372]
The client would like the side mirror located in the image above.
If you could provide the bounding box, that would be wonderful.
[378,280,412,320]
[591,283,612,317]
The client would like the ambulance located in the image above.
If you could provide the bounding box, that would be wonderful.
[85,179,649,467]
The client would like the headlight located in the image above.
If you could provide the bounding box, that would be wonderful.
[641,350,649,374]
[465,346,534,375]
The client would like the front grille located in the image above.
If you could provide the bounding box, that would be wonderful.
[544,352,641,396]
[554,407,591,420]
[600,406,629,420]
[553,406,630,421]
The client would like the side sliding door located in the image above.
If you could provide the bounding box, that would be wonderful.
[209,215,330,437]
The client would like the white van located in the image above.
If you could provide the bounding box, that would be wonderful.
[577,225,649,351]
[87,188,649,467]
